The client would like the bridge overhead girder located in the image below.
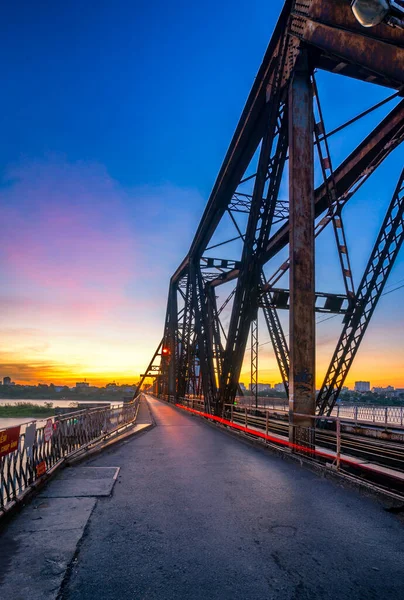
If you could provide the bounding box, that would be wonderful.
[141,0,404,420]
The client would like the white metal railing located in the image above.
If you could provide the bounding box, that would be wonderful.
[331,404,404,427]
[1,396,141,512]
[238,398,404,428]
[159,393,404,428]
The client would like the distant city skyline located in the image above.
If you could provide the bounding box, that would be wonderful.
[2,375,404,392]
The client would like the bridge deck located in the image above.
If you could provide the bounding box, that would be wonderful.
[2,396,404,599]
[60,396,404,599]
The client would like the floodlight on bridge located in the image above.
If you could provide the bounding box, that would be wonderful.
[351,0,404,28]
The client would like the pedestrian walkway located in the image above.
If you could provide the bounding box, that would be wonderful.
[1,396,404,599]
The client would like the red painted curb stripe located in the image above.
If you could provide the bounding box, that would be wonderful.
[175,404,403,482]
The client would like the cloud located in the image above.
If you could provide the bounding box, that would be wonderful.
[0,361,81,385]
[0,159,205,310]
[0,158,206,382]
[0,159,137,304]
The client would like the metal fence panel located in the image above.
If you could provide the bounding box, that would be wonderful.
[0,398,140,511]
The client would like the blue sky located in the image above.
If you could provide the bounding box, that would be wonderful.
[1,0,403,387]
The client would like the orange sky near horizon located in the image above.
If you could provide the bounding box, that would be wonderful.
[2,341,403,390]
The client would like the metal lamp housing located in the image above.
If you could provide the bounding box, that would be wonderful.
[351,0,390,27]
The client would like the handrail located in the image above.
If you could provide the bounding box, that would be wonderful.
[0,395,141,512]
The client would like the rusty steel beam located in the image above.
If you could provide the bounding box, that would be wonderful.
[170,1,293,284]
[134,339,163,398]
[206,100,404,291]
[260,288,349,314]
[291,0,404,89]
[298,19,404,88]
[171,0,404,287]
[307,0,404,48]
[264,100,404,264]
[288,50,315,441]
[317,168,404,415]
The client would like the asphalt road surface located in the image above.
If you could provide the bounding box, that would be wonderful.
[62,396,404,600]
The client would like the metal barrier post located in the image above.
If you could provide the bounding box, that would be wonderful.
[385,406,388,428]
[266,411,269,437]
[354,405,358,425]
[245,407,248,429]
[231,404,234,423]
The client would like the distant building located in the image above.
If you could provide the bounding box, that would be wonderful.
[239,383,247,393]
[76,381,90,390]
[372,385,395,395]
[354,381,370,392]
[3,376,11,385]
[274,382,285,393]
[249,383,271,392]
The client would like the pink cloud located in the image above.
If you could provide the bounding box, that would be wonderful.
[1,159,137,303]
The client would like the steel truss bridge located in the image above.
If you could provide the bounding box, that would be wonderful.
[138,0,404,443]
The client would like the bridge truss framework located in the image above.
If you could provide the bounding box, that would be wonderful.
[137,0,404,441]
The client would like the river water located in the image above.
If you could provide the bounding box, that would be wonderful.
[0,398,116,430]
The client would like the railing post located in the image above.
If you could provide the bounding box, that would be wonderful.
[385,406,388,428]
[401,407,403,427]
[266,410,269,438]
[354,405,358,425]
[245,407,248,429]
[336,418,341,471]
[231,404,234,423]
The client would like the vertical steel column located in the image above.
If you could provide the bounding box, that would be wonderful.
[251,318,258,409]
[177,271,194,399]
[288,51,315,443]
[167,283,178,398]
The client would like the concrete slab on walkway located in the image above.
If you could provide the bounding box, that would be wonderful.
[56,466,119,481]
[8,496,96,532]
[39,467,119,498]
[136,397,154,424]
[0,497,96,600]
